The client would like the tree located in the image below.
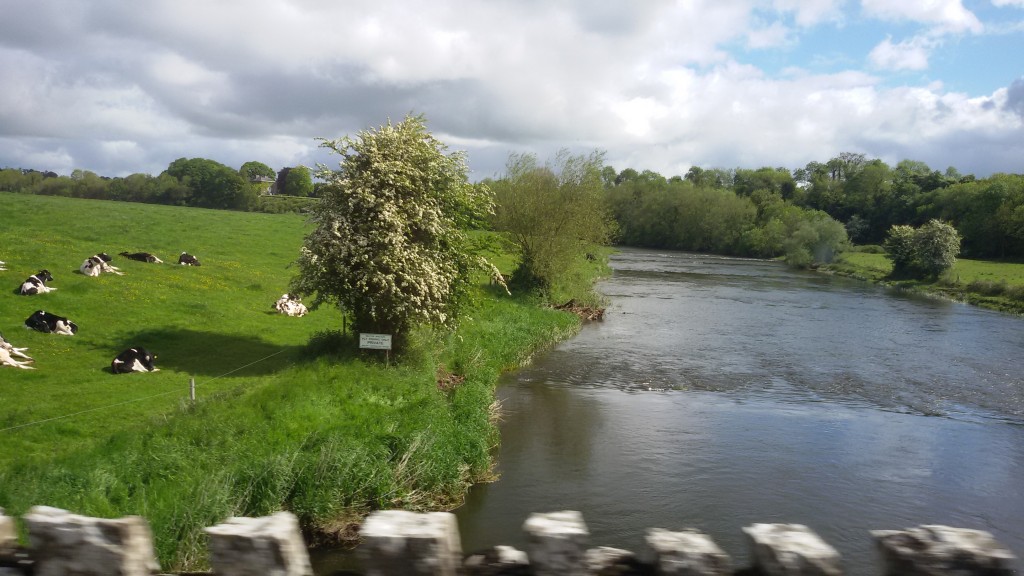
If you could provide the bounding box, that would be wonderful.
[782,211,849,268]
[883,219,961,279]
[283,165,313,197]
[291,115,490,352]
[164,157,254,210]
[239,161,275,181]
[491,150,616,294]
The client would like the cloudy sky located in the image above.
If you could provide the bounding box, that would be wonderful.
[1,0,1022,181]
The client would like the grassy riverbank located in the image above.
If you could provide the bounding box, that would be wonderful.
[824,249,1024,315]
[0,192,601,569]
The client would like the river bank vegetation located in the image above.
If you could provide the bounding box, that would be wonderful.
[0,190,604,570]
[825,248,1024,315]
[4,131,1024,569]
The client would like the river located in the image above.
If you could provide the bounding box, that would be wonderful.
[454,248,1023,574]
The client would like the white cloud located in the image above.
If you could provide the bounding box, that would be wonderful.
[991,0,1024,6]
[747,21,795,49]
[860,0,983,34]
[868,36,936,71]
[773,0,848,27]
[0,0,1021,179]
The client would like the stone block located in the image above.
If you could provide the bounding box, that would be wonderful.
[742,523,842,576]
[0,508,16,556]
[205,511,312,576]
[586,546,639,575]
[522,510,589,576]
[463,545,530,575]
[358,510,462,576]
[643,528,731,575]
[871,524,1017,576]
[23,505,159,576]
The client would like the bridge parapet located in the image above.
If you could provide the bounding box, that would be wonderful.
[0,506,1017,575]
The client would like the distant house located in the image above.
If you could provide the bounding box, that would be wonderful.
[251,176,277,195]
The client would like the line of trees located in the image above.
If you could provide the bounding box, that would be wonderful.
[604,167,849,267]
[4,150,1022,261]
[0,159,317,213]
[602,154,1024,262]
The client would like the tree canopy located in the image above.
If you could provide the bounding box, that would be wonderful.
[490,150,616,293]
[163,157,255,210]
[884,219,962,279]
[291,115,490,352]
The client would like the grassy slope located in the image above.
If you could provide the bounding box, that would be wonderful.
[0,192,584,569]
[826,251,1024,314]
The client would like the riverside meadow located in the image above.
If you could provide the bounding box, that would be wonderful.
[0,192,596,570]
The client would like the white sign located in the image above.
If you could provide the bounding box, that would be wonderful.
[359,333,392,350]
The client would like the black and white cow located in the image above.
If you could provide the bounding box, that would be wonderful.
[19,270,56,295]
[25,310,78,335]
[178,252,201,266]
[274,293,308,317]
[111,347,159,373]
[0,333,34,369]
[120,251,164,263]
[80,253,124,277]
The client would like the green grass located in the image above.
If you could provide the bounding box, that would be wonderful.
[0,192,585,569]
[826,251,1024,314]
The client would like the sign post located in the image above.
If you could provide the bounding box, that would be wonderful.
[359,333,393,365]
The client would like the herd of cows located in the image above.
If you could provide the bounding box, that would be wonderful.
[0,252,308,371]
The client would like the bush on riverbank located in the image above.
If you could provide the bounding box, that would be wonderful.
[0,192,597,570]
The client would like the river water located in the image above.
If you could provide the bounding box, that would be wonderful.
[453,248,1024,574]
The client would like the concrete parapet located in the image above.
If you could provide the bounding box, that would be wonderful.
[585,546,636,574]
[358,510,462,576]
[2,505,1021,576]
[743,523,843,576]
[464,545,530,575]
[871,524,1017,576]
[0,509,15,557]
[23,505,160,576]
[205,511,312,576]
[523,510,590,576]
[643,528,731,575]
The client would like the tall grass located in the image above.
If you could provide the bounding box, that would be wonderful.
[0,193,586,569]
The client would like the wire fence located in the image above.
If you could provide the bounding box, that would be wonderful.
[0,348,290,434]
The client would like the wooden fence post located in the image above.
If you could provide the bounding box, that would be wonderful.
[189,377,196,402]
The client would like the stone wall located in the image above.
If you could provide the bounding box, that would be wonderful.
[0,506,1017,575]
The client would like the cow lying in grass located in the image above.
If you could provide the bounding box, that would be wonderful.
[80,253,124,277]
[120,251,163,263]
[19,270,56,295]
[25,310,78,335]
[111,347,159,373]
[178,252,201,266]
[274,293,308,317]
[0,333,33,369]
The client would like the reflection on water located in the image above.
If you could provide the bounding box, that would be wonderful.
[453,249,1024,575]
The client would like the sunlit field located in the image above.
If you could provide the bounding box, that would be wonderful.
[0,192,582,569]
[830,250,1024,314]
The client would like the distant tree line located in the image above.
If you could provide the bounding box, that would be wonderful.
[603,153,1024,261]
[0,158,317,214]
[5,150,1023,262]
[604,166,849,267]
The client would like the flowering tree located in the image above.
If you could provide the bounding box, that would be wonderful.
[884,219,961,279]
[291,115,491,351]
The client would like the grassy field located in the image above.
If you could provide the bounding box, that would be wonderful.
[826,250,1024,314]
[0,192,589,569]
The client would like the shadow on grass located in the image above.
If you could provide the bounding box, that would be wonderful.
[111,328,308,377]
[111,328,363,377]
